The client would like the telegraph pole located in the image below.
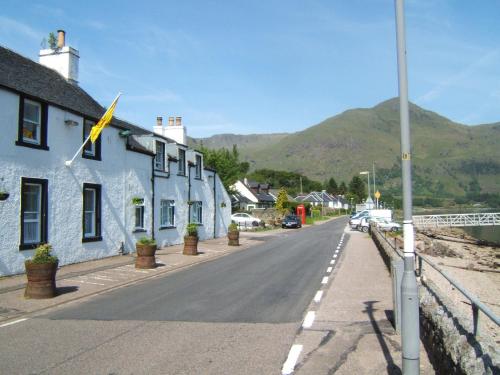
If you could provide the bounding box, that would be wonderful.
[395,0,420,373]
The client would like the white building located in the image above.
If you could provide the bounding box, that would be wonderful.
[0,31,230,276]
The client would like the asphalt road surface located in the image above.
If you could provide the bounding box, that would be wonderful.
[0,218,348,374]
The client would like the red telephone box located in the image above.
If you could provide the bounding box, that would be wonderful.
[296,204,306,225]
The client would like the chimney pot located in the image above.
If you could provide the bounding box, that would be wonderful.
[156,116,163,126]
[175,117,182,126]
[168,117,174,126]
[57,30,66,48]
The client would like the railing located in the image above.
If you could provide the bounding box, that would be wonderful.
[413,212,500,227]
[373,226,500,338]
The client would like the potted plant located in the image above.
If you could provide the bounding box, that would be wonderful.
[183,223,199,255]
[24,243,58,299]
[227,222,239,246]
[135,236,157,269]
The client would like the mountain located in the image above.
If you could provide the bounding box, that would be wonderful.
[189,98,500,198]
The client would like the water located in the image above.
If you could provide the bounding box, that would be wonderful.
[409,208,500,243]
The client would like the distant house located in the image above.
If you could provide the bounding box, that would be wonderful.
[268,189,296,203]
[295,191,349,209]
[0,31,231,276]
[231,178,275,210]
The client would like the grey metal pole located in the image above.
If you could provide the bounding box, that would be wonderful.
[395,0,420,374]
[373,162,377,208]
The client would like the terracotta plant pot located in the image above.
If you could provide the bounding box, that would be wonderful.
[24,261,58,299]
[227,230,239,246]
[183,235,199,255]
[135,243,157,269]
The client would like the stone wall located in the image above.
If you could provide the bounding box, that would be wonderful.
[371,227,499,375]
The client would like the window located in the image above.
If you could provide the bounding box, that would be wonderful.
[20,178,48,250]
[155,141,165,171]
[178,149,186,176]
[190,201,202,224]
[160,200,175,227]
[16,97,48,150]
[195,154,202,179]
[83,119,101,160]
[83,183,102,242]
[134,199,145,231]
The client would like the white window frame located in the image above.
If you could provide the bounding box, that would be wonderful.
[23,183,42,244]
[191,201,202,224]
[83,188,97,238]
[134,200,145,230]
[22,99,41,145]
[155,141,165,171]
[160,200,175,227]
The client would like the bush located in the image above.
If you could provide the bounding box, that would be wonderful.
[186,223,198,237]
[137,236,156,246]
[28,244,58,264]
[228,222,238,232]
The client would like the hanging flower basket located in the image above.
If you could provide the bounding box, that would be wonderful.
[0,192,9,201]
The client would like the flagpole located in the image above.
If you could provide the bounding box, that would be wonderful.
[64,92,122,167]
[65,134,92,167]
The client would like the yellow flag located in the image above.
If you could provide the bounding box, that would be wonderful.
[90,93,121,143]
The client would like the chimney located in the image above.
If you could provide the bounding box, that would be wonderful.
[39,29,79,84]
[153,115,187,144]
[57,30,65,48]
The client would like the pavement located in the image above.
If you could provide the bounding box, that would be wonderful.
[0,219,436,374]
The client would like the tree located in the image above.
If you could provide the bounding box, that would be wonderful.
[275,187,289,216]
[325,177,338,195]
[47,32,57,49]
[200,145,248,193]
[348,176,366,203]
[338,181,347,195]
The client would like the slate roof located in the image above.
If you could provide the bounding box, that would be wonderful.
[0,45,149,136]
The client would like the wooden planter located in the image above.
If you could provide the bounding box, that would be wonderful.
[183,235,199,255]
[135,244,157,269]
[227,230,240,246]
[24,261,58,299]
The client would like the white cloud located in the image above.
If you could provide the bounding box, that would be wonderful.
[0,16,43,41]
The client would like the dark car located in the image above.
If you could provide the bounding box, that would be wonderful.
[282,215,302,229]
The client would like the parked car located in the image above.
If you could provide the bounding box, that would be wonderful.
[282,215,302,229]
[359,216,401,232]
[349,211,370,229]
[231,213,261,227]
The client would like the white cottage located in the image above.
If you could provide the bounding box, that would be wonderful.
[0,31,231,276]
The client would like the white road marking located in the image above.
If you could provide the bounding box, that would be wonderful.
[314,290,323,303]
[0,318,28,328]
[333,254,337,258]
[282,344,303,375]
[330,260,335,265]
[321,276,329,284]
[302,311,316,328]
[90,275,115,281]
[327,267,333,273]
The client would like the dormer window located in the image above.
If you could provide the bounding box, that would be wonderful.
[195,154,202,179]
[16,96,49,150]
[155,141,165,171]
[178,149,186,176]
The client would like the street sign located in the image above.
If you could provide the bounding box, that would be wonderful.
[375,190,381,199]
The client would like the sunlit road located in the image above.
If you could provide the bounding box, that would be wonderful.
[0,218,347,374]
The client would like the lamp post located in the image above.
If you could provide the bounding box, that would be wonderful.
[359,171,371,204]
[395,0,420,373]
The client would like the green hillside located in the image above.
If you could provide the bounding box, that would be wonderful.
[190,98,500,200]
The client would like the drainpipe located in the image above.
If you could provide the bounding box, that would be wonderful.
[213,170,217,238]
[151,155,155,240]
[187,163,192,223]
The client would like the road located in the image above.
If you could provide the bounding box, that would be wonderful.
[0,218,348,374]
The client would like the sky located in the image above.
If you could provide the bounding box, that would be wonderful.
[1,0,499,137]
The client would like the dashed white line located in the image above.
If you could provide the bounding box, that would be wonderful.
[321,276,329,284]
[303,311,316,328]
[0,318,28,328]
[327,267,333,273]
[330,260,335,265]
[282,344,303,375]
[314,290,323,303]
[333,254,337,258]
